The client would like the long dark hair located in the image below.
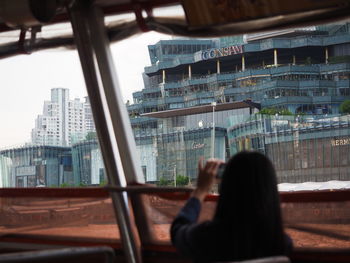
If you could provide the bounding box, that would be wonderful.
[214,151,286,259]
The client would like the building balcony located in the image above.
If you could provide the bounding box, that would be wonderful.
[312,95,350,103]
[148,63,350,96]
[271,65,319,75]
[144,34,350,75]
[262,95,350,108]
[141,100,158,108]
[130,116,156,125]
[165,96,184,103]
[127,104,142,111]
[263,96,313,106]
[323,34,350,46]
[184,91,214,101]
[320,62,350,72]
[142,87,162,94]
[158,64,337,89]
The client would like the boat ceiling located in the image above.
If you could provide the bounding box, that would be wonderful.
[0,0,179,33]
[0,0,349,59]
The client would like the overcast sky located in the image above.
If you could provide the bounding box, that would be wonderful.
[0,31,171,148]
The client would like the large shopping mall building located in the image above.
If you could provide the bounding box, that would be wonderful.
[127,23,350,183]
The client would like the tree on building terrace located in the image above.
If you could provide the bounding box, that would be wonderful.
[157,175,190,186]
[85,131,97,141]
[340,100,350,114]
[259,108,293,116]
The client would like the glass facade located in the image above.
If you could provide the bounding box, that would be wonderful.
[228,114,350,183]
[134,105,255,182]
[137,127,226,182]
[126,24,350,185]
[130,24,350,119]
[0,141,106,187]
[0,146,72,187]
[71,140,105,186]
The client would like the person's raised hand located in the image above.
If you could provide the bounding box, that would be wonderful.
[192,158,222,202]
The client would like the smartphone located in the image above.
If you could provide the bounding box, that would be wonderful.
[216,163,226,179]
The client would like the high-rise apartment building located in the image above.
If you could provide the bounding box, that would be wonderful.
[83,96,95,133]
[31,88,95,146]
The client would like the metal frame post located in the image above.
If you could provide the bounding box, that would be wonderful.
[211,102,216,158]
[216,59,220,74]
[274,49,278,67]
[242,54,245,71]
[68,2,141,263]
[85,6,144,185]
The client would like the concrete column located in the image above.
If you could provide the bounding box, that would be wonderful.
[242,55,245,71]
[188,64,192,79]
[325,47,329,64]
[217,60,221,74]
[162,69,166,83]
[274,49,278,66]
[292,55,296,65]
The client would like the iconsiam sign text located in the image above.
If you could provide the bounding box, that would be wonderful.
[198,45,243,61]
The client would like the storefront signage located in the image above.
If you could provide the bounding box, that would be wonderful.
[16,165,36,176]
[195,45,243,61]
[331,138,350,146]
[192,142,206,149]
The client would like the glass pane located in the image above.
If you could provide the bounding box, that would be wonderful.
[0,23,106,187]
[0,195,120,244]
[122,22,350,188]
[140,192,350,249]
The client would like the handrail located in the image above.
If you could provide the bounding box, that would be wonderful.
[0,188,110,198]
[105,185,192,193]
[1,187,350,203]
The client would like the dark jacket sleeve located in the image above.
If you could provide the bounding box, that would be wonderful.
[285,233,294,254]
[170,197,201,256]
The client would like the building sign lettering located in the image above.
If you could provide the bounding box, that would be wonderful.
[331,138,350,146]
[192,142,206,149]
[16,165,36,176]
[195,45,243,61]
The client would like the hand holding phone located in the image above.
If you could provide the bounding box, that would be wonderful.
[216,163,226,179]
[192,158,223,201]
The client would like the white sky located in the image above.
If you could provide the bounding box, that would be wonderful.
[0,31,171,148]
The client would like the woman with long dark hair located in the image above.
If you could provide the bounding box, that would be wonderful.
[171,151,291,263]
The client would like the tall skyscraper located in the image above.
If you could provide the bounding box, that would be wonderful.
[83,96,95,133]
[31,88,95,146]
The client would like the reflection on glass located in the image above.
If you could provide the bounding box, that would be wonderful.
[127,22,350,186]
[1,22,350,188]
[228,114,350,183]
[0,87,104,187]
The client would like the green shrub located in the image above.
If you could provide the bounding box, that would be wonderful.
[259,107,293,116]
[157,175,190,186]
[176,175,190,186]
[340,100,350,114]
[157,176,171,186]
[85,132,97,141]
[329,55,350,64]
